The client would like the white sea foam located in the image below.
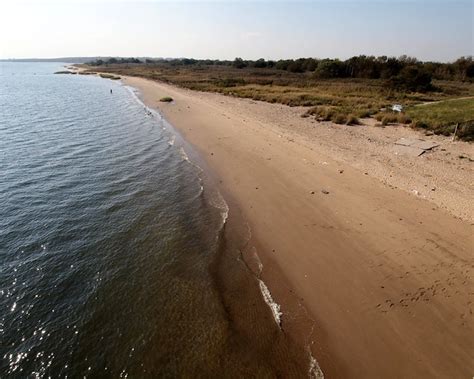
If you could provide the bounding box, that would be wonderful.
[179,147,190,162]
[309,356,325,378]
[124,84,166,125]
[308,354,324,378]
[249,247,263,275]
[206,188,229,225]
[258,280,282,327]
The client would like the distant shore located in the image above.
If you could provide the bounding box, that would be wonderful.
[109,73,473,377]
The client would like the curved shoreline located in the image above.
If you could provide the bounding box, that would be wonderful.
[117,74,473,378]
[125,78,318,376]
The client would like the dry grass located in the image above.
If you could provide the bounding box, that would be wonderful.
[374,112,412,125]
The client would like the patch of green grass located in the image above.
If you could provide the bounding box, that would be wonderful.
[159,96,173,102]
[407,97,474,125]
[406,98,474,140]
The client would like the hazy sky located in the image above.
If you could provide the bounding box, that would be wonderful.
[0,0,472,62]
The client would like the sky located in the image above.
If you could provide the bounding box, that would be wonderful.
[0,0,472,62]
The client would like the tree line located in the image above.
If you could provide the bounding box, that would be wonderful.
[87,55,474,92]
[90,57,142,65]
[231,56,474,82]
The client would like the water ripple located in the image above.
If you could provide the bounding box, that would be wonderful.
[1,62,226,377]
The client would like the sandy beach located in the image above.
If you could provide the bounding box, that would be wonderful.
[123,76,473,378]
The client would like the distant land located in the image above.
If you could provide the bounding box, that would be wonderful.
[0,57,166,63]
[0,57,102,63]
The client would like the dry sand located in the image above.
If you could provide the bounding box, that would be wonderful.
[123,76,473,378]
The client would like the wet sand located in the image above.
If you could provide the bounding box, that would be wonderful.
[123,76,474,378]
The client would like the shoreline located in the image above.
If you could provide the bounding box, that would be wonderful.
[120,75,473,377]
[126,79,319,375]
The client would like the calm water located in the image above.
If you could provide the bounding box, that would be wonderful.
[0,62,231,376]
[0,63,311,378]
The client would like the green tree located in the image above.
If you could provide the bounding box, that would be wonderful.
[388,65,433,92]
[314,59,347,78]
[254,58,267,68]
[233,57,247,69]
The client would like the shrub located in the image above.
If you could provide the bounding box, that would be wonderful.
[458,121,474,141]
[323,109,336,121]
[375,113,384,121]
[410,120,429,129]
[397,114,412,124]
[376,112,411,125]
[381,114,399,125]
[356,109,372,118]
[346,115,360,125]
[320,107,335,121]
[332,113,347,124]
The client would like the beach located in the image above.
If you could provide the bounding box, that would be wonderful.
[123,75,474,378]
